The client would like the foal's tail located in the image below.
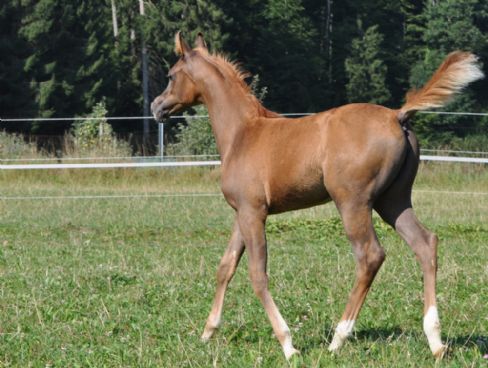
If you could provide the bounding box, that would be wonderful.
[398,51,484,124]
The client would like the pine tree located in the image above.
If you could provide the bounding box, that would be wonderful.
[77,1,138,115]
[20,0,86,122]
[0,0,35,124]
[345,23,391,105]
[252,0,324,113]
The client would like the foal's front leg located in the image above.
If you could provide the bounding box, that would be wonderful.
[238,207,299,360]
[202,219,245,341]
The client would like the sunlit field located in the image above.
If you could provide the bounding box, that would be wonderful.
[0,163,487,367]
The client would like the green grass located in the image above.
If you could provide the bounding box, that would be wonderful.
[0,163,487,367]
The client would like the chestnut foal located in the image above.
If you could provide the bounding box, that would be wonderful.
[151,32,483,359]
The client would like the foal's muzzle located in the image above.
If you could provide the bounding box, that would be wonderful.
[151,100,170,122]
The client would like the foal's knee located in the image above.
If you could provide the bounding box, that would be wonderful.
[356,241,385,274]
[370,245,386,270]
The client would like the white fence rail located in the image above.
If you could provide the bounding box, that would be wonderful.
[419,155,488,164]
[0,160,221,170]
[1,155,487,170]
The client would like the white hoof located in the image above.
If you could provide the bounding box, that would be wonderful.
[432,344,447,359]
[328,334,345,352]
[328,320,355,352]
[285,347,300,360]
[201,326,217,342]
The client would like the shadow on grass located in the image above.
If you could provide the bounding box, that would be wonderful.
[355,329,488,361]
[355,329,488,356]
[297,326,406,355]
[354,327,406,342]
[226,324,487,361]
[447,334,488,354]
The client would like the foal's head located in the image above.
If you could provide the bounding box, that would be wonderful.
[151,32,209,121]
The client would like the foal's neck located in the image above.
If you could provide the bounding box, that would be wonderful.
[198,67,276,160]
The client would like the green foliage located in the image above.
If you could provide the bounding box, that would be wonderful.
[0,0,34,119]
[69,101,132,157]
[167,105,217,156]
[254,0,325,112]
[248,74,268,103]
[345,23,391,104]
[13,0,140,136]
[19,0,84,119]
[421,0,486,53]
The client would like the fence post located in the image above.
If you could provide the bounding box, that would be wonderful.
[139,0,149,148]
[158,123,164,159]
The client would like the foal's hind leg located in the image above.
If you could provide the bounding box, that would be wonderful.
[202,219,245,341]
[375,200,446,358]
[373,130,446,358]
[329,203,386,352]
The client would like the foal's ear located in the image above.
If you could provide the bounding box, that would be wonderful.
[194,32,207,50]
[175,31,191,56]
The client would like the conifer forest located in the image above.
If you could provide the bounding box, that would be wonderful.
[1,0,487,150]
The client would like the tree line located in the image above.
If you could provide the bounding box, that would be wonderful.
[1,0,487,149]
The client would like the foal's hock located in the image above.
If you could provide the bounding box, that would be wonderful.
[151,32,484,360]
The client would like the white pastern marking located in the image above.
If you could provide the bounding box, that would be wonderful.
[207,314,221,330]
[275,317,298,359]
[283,335,299,360]
[423,306,445,355]
[201,314,221,341]
[328,320,355,352]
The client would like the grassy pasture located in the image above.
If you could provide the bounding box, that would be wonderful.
[0,163,487,367]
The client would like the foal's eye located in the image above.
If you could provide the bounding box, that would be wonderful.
[168,74,175,81]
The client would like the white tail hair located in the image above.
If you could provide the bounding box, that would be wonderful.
[398,52,484,123]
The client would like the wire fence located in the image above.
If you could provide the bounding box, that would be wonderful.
[1,110,487,168]
[1,188,487,201]
[2,110,488,122]
[1,151,487,164]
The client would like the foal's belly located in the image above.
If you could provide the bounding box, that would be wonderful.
[266,179,331,214]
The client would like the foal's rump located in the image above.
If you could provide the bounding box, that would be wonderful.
[322,53,485,207]
[321,103,408,204]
